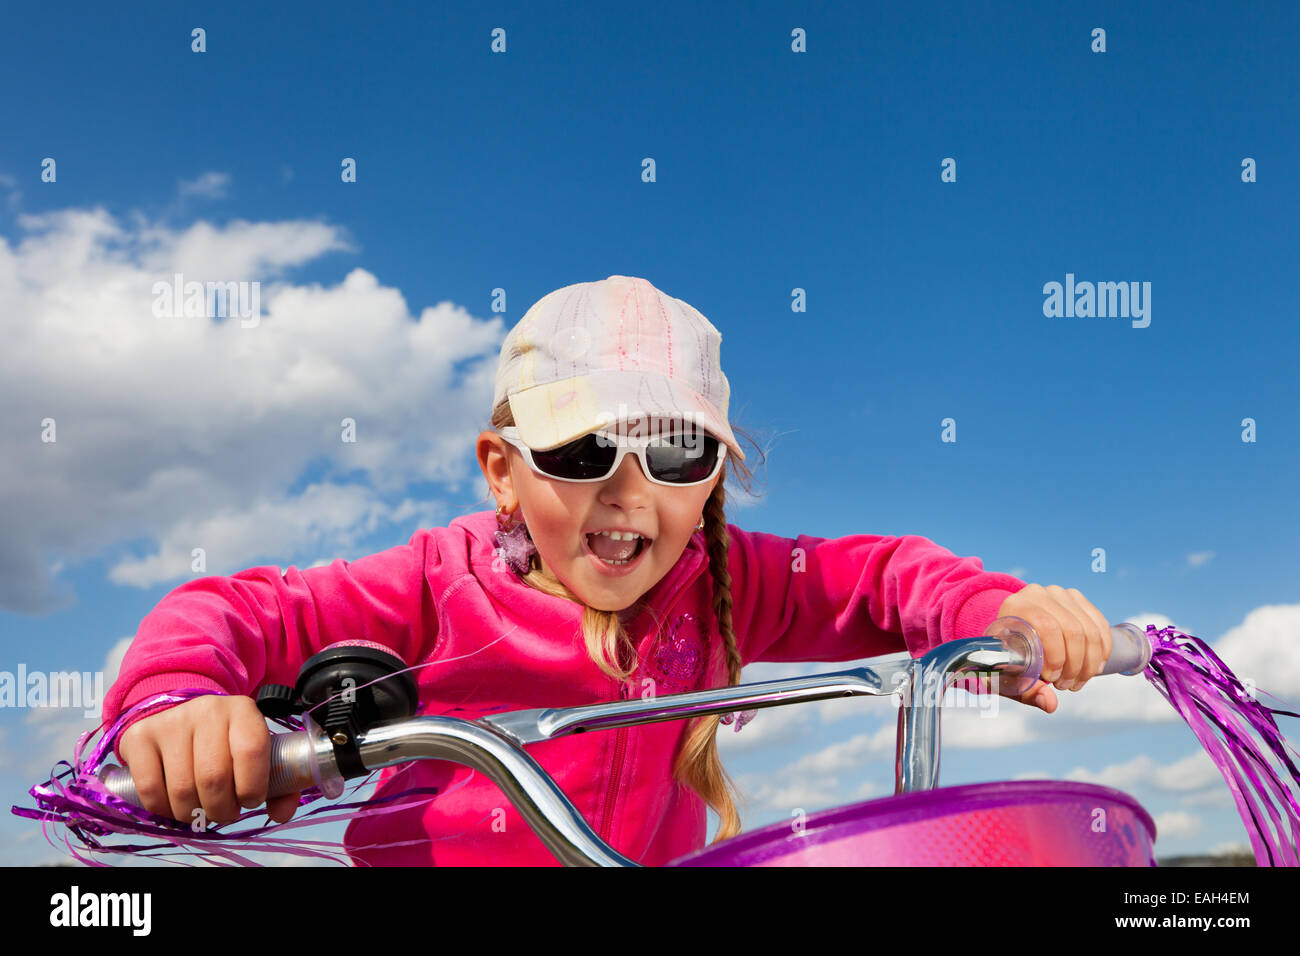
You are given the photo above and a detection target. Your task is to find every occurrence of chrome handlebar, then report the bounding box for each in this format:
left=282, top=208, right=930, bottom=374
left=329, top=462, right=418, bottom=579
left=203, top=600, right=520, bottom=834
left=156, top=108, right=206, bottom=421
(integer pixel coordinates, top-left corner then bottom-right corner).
left=96, top=618, right=1152, bottom=866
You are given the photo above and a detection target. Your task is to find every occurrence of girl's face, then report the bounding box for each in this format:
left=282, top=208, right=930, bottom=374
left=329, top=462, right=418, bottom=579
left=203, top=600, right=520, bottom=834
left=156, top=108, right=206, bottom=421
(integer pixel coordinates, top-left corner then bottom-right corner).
left=477, top=417, right=722, bottom=612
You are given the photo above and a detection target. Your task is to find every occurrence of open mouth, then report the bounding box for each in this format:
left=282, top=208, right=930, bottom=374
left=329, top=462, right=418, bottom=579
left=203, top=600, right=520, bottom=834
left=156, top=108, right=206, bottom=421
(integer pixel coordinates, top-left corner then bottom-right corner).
left=583, top=531, right=651, bottom=568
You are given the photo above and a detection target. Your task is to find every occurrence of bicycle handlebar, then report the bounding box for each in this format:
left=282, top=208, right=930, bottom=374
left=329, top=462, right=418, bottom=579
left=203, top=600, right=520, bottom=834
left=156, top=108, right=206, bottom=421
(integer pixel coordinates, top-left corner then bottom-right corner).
left=95, top=618, right=1152, bottom=864
left=97, top=717, right=345, bottom=811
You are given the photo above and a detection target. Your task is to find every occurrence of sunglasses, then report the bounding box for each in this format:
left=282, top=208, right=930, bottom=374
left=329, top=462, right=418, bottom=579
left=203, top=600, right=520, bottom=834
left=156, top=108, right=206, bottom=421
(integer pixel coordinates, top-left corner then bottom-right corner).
left=497, top=425, right=726, bottom=487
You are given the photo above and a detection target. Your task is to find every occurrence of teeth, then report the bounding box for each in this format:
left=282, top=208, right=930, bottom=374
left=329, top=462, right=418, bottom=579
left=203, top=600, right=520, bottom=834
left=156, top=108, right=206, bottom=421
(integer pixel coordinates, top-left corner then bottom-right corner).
left=586, top=529, right=648, bottom=566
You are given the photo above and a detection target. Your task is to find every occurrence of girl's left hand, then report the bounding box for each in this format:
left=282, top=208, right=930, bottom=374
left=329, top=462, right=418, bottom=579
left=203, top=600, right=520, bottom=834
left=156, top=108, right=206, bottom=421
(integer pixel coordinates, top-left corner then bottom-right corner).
left=995, top=584, right=1113, bottom=714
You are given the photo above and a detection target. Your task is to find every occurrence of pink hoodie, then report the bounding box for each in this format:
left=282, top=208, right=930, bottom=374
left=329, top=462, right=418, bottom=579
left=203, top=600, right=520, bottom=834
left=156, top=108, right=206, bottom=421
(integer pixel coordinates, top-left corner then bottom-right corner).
left=100, top=509, right=1027, bottom=866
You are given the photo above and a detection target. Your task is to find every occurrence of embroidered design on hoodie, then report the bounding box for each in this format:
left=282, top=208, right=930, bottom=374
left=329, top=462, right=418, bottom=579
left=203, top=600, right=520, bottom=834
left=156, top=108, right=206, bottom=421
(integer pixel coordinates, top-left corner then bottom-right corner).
left=650, top=613, right=705, bottom=695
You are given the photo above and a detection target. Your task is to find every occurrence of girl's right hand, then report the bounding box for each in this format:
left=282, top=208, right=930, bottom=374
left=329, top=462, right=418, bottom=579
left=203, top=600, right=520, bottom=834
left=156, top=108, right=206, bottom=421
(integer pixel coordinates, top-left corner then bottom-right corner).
left=117, top=694, right=301, bottom=827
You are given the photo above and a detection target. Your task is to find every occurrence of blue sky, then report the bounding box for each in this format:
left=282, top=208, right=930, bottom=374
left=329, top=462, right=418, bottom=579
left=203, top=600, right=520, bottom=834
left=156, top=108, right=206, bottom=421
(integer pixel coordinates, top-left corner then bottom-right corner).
left=2, top=0, right=1298, bottom=866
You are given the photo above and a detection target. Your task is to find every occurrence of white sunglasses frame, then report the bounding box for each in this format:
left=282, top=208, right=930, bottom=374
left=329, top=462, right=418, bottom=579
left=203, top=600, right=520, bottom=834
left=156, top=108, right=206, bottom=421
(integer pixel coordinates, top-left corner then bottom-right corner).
left=496, top=425, right=727, bottom=487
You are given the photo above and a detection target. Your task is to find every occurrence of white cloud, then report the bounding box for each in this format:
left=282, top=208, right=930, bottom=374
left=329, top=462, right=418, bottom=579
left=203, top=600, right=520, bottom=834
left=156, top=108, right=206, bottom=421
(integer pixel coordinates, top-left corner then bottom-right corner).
left=1065, top=749, right=1228, bottom=797
left=108, top=484, right=440, bottom=587
left=850, top=779, right=883, bottom=801
left=1152, top=809, right=1202, bottom=839
left=733, top=736, right=888, bottom=817
left=1178, top=787, right=1236, bottom=810
left=1051, top=666, right=1175, bottom=724
left=782, top=726, right=897, bottom=776
left=1208, top=604, right=1300, bottom=699
left=714, top=700, right=814, bottom=755
left=177, top=172, right=231, bottom=200
left=1065, top=753, right=1154, bottom=790
left=1185, top=551, right=1215, bottom=568
left=1151, top=750, right=1223, bottom=792
left=20, top=636, right=133, bottom=780
left=738, top=777, right=843, bottom=816
left=156, top=216, right=358, bottom=281
left=941, top=705, right=1038, bottom=748
left=0, top=171, right=20, bottom=210
left=0, top=205, right=509, bottom=610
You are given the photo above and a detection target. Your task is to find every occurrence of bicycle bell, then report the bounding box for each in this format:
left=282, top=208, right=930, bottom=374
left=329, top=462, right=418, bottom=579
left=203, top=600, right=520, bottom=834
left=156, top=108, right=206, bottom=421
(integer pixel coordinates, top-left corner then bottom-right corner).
left=255, top=639, right=419, bottom=778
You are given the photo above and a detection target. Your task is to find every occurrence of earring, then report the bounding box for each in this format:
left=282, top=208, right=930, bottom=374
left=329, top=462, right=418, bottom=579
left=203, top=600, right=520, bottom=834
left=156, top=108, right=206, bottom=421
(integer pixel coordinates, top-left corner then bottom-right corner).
left=695, top=516, right=705, bottom=532
left=494, top=503, right=538, bottom=575
left=720, top=709, right=757, bottom=732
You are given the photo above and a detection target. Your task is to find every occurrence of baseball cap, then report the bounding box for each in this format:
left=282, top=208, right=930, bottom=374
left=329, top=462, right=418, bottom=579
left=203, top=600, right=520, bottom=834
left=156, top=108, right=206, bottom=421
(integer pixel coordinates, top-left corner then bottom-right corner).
left=493, top=275, right=745, bottom=462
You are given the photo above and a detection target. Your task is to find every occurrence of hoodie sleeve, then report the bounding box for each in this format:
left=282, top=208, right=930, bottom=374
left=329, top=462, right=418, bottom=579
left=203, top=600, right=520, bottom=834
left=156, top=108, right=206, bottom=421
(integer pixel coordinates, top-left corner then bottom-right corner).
left=100, top=530, right=440, bottom=760
left=724, top=524, right=1027, bottom=667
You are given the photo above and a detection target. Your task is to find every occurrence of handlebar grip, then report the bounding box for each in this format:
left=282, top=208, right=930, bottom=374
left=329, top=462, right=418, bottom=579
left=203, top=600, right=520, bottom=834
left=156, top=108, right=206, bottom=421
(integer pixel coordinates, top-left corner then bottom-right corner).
left=96, top=729, right=324, bottom=816
left=982, top=616, right=1151, bottom=694
left=1098, top=622, right=1153, bottom=676
left=983, top=616, right=1044, bottom=696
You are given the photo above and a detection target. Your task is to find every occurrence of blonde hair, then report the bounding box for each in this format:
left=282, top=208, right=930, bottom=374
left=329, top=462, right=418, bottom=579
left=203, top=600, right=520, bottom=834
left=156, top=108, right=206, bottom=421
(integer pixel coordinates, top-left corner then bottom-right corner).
left=484, top=400, right=765, bottom=843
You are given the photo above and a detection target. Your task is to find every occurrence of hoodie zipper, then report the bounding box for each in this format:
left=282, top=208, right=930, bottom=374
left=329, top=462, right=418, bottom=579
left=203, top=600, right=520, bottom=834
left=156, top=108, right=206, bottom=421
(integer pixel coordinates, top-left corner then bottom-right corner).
left=599, top=679, right=630, bottom=844
left=594, top=559, right=703, bottom=846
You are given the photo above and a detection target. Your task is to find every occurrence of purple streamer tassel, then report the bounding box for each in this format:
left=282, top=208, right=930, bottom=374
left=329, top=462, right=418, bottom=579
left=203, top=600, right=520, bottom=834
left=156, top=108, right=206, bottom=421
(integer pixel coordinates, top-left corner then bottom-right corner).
left=1142, top=625, right=1300, bottom=866
left=9, top=688, right=463, bottom=867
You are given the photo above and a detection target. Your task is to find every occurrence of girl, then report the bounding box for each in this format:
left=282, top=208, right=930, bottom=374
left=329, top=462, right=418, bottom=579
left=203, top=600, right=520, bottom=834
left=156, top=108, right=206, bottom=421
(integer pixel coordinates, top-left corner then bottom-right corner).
left=104, top=274, right=1114, bottom=866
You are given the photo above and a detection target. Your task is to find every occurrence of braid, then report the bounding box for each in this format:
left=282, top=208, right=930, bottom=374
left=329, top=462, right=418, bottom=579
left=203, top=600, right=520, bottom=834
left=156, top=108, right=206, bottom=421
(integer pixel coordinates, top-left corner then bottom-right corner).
left=702, top=483, right=742, bottom=687
left=670, top=472, right=747, bottom=842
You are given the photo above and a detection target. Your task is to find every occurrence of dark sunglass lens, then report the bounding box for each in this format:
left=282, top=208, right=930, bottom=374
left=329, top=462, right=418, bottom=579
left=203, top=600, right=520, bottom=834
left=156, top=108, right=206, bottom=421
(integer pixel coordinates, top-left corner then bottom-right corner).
left=646, top=434, right=720, bottom=483
left=531, top=433, right=616, bottom=479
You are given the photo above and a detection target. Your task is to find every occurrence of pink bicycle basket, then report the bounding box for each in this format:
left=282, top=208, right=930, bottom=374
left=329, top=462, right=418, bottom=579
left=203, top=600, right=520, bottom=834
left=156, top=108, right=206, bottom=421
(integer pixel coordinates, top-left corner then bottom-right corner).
left=669, top=780, right=1158, bottom=866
